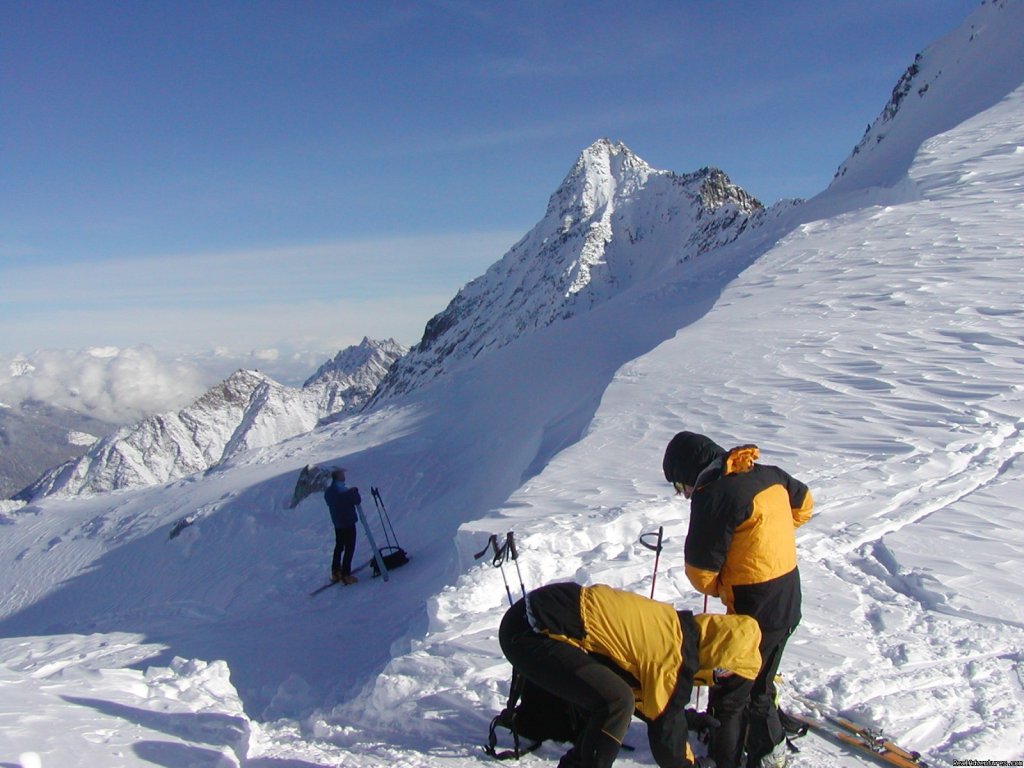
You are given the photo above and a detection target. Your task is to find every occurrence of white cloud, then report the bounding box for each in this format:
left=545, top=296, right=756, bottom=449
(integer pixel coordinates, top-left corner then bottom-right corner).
left=0, top=346, right=211, bottom=424
left=0, top=336, right=404, bottom=424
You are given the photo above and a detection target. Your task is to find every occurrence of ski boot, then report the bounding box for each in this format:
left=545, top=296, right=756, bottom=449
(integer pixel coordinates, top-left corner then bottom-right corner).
left=749, top=741, right=787, bottom=768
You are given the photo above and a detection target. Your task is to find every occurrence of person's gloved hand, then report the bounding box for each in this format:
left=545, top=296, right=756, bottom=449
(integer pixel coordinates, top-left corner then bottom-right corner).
left=685, top=708, right=721, bottom=744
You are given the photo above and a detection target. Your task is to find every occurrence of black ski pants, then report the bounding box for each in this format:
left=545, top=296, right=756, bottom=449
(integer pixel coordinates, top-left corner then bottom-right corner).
left=708, top=624, right=794, bottom=768
left=499, top=599, right=630, bottom=768
left=332, top=525, right=357, bottom=576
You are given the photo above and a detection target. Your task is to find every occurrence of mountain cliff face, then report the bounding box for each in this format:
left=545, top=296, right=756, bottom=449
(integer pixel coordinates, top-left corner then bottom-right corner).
left=370, top=139, right=763, bottom=403
left=19, top=338, right=405, bottom=499
left=830, top=0, right=1024, bottom=193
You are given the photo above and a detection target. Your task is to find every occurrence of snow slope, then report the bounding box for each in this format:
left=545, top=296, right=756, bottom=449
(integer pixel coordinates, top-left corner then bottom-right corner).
left=1, top=2, right=1023, bottom=766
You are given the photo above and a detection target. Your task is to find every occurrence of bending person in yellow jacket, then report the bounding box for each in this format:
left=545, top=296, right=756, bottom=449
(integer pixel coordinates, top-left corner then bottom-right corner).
left=499, top=581, right=762, bottom=768
left=663, top=432, right=813, bottom=768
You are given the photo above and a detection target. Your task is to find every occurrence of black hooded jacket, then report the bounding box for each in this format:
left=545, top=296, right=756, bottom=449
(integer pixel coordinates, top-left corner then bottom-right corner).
left=664, top=432, right=813, bottom=631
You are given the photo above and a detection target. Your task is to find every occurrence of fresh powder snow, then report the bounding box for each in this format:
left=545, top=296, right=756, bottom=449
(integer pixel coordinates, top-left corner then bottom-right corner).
left=2, top=2, right=1023, bottom=766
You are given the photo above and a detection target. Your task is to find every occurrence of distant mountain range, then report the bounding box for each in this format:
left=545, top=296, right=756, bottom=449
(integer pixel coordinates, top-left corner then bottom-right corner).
left=15, top=337, right=405, bottom=500
left=0, top=400, right=114, bottom=500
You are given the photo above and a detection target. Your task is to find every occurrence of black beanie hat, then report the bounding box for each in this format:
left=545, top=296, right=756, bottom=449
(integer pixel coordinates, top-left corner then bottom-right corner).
left=662, top=431, right=726, bottom=487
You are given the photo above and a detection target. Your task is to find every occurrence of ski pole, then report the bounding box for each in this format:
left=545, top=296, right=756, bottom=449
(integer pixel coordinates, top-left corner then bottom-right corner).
left=639, top=526, right=664, bottom=599
left=695, top=593, right=709, bottom=710
left=506, top=531, right=527, bottom=602
left=371, top=486, right=401, bottom=550
left=474, top=534, right=516, bottom=607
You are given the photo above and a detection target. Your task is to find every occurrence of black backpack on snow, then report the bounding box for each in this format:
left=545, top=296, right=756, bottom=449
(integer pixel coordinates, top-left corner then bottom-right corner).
left=368, top=488, right=410, bottom=577
left=485, top=669, right=581, bottom=759
left=478, top=532, right=580, bottom=759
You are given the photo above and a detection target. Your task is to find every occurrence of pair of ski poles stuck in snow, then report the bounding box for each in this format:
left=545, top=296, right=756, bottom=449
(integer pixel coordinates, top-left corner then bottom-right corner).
left=475, top=531, right=528, bottom=608
left=477, top=525, right=685, bottom=605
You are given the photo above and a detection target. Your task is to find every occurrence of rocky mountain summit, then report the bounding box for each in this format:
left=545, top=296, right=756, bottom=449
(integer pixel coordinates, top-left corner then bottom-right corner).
left=371, top=139, right=764, bottom=403
left=303, top=337, right=407, bottom=420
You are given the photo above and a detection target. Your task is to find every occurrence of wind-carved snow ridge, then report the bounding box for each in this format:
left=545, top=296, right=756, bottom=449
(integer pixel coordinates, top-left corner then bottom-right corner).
left=370, top=138, right=763, bottom=404
left=19, top=337, right=405, bottom=500
left=0, top=633, right=252, bottom=768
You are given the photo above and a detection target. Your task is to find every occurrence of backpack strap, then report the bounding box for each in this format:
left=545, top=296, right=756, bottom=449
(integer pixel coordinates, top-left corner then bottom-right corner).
left=484, top=669, right=544, bottom=760
left=484, top=711, right=543, bottom=759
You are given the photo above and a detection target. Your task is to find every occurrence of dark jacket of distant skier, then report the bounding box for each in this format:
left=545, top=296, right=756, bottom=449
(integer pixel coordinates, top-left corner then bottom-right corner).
left=324, top=468, right=361, bottom=583
left=325, top=478, right=360, bottom=528
left=499, top=581, right=762, bottom=768
left=662, top=432, right=813, bottom=768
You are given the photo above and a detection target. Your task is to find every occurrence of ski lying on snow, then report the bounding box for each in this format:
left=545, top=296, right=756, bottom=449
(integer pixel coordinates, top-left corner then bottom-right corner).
left=781, top=685, right=934, bottom=767
left=308, top=556, right=377, bottom=596
left=786, top=710, right=929, bottom=768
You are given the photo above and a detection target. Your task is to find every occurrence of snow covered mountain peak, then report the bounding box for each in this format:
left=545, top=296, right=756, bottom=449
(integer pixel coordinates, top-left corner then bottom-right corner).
left=303, top=336, right=406, bottom=389
left=8, top=356, right=35, bottom=380
left=371, top=141, right=763, bottom=403
left=558, top=138, right=656, bottom=219
left=303, top=337, right=407, bottom=421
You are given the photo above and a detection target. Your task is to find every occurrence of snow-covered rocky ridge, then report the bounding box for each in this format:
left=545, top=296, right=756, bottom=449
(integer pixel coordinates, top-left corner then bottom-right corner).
left=371, top=139, right=764, bottom=403
left=830, top=0, right=1024, bottom=193
left=303, top=337, right=406, bottom=423
left=19, top=337, right=405, bottom=499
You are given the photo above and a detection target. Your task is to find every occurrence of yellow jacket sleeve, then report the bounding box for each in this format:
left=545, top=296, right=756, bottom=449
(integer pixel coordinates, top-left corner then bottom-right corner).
left=792, top=488, right=814, bottom=528
left=685, top=563, right=721, bottom=597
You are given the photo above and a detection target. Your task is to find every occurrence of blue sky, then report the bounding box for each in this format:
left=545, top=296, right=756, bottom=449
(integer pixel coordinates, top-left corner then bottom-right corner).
left=1, top=0, right=980, bottom=365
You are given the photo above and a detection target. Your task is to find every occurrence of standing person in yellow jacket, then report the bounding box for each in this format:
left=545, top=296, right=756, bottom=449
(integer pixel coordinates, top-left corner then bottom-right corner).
left=499, top=581, right=762, bottom=768
left=663, top=432, right=813, bottom=768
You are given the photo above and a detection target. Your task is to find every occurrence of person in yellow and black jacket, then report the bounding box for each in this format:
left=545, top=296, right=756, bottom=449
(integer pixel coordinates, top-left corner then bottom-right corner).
left=499, top=581, right=762, bottom=768
left=663, top=431, right=813, bottom=768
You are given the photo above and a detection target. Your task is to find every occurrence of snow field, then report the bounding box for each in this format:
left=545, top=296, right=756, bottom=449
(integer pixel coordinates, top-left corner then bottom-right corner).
left=2, top=6, right=1024, bottom=764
